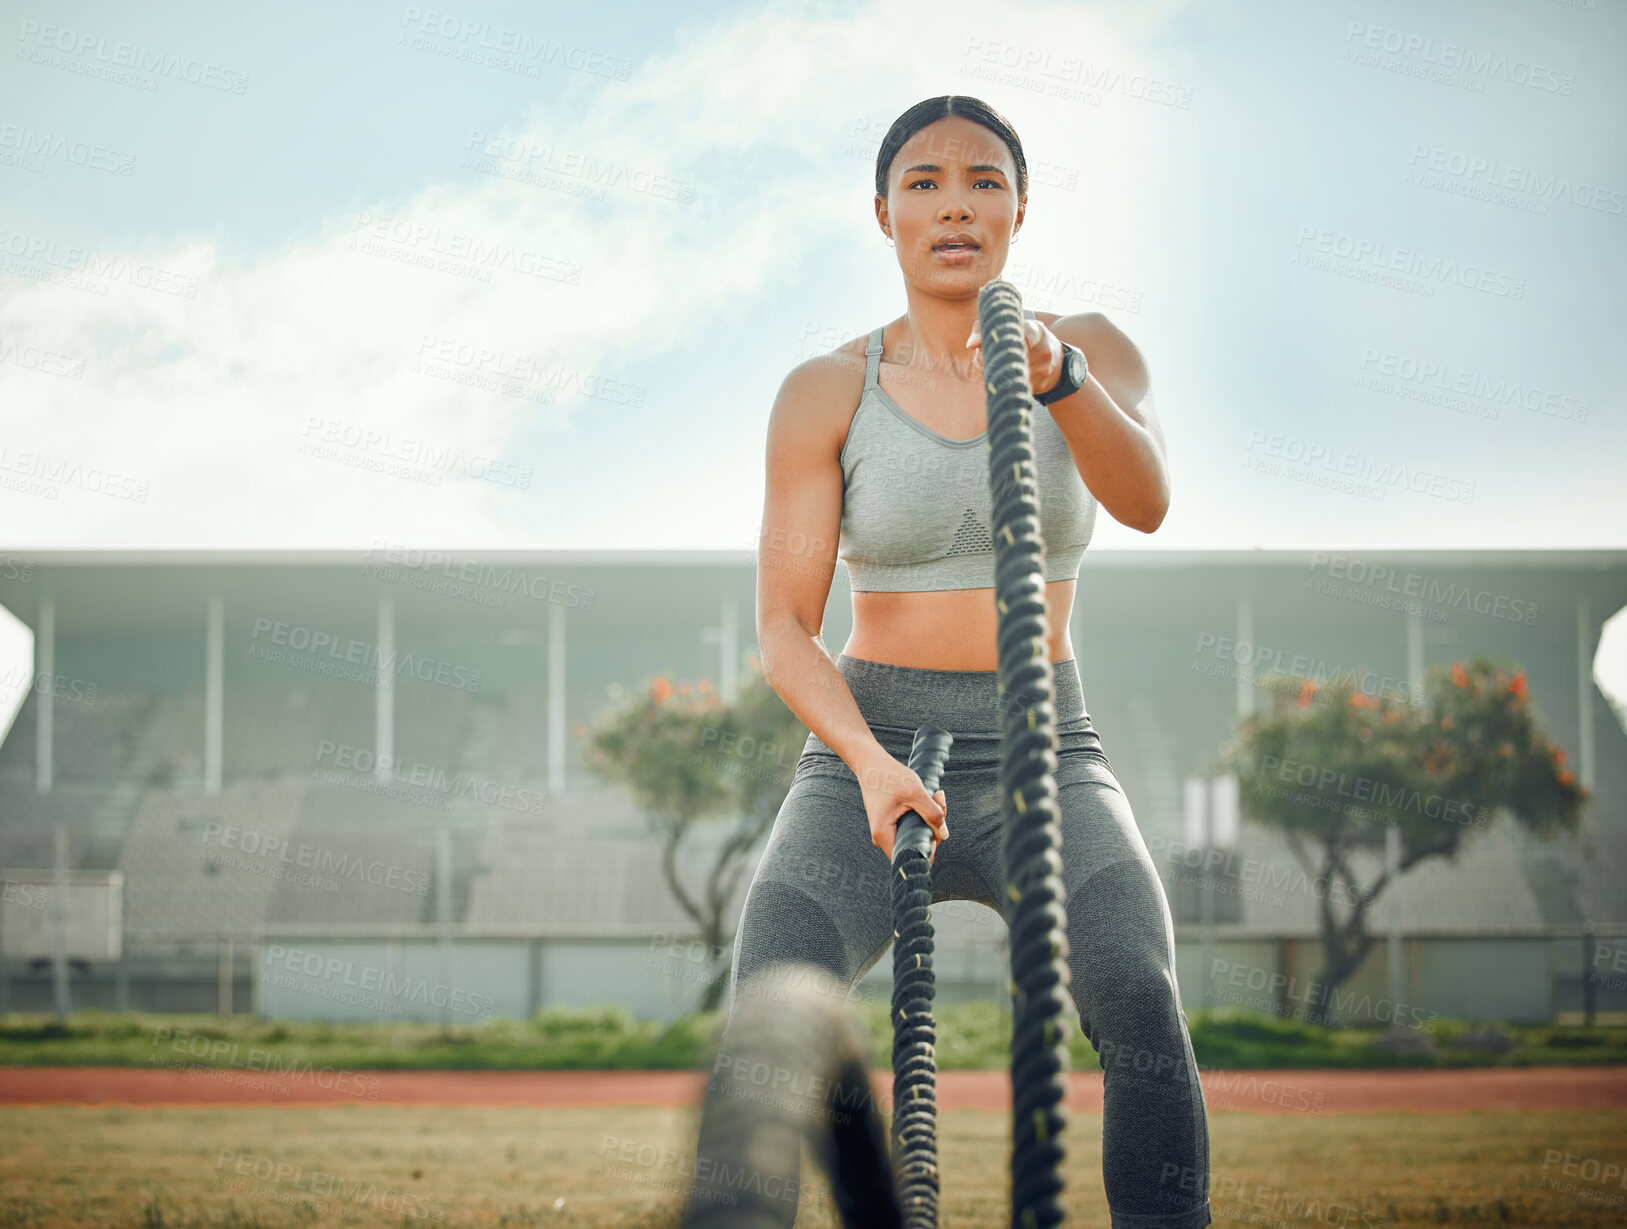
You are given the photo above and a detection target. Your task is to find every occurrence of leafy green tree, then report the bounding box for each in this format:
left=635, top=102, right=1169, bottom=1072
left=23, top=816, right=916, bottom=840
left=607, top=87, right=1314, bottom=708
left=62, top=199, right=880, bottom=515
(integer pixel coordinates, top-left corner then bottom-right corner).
left=1206, top=656, right=1586, bottom=1025
left=581, top=659, right=807, bottom=1011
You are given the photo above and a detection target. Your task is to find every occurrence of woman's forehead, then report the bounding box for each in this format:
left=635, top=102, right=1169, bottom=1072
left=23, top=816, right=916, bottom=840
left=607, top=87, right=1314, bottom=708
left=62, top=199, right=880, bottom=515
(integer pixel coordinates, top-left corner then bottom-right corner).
left=895, top=126, right=1011, bottom=176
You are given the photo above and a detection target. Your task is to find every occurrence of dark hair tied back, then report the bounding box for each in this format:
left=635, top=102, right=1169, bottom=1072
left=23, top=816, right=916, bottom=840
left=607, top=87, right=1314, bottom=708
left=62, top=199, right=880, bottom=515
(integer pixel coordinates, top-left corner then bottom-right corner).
left=874, top=95, right=1028, bottom=200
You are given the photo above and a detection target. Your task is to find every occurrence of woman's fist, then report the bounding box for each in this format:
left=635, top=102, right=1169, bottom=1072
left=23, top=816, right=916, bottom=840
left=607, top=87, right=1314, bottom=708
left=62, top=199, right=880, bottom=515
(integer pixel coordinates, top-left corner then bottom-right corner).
left=965, top=316, right=1063, bottom=400
left=857, top=749, right=948, bottom=865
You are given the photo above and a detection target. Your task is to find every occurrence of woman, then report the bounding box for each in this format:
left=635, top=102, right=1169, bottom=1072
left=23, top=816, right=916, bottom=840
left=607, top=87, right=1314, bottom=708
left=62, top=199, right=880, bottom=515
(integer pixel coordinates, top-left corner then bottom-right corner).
left=727, top=95, right=1210, bottom=1228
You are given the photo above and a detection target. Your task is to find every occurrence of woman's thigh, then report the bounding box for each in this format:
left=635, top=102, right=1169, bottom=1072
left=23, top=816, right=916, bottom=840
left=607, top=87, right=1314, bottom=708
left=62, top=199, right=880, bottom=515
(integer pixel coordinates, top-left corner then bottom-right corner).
left=730, top=750, right=1010, bottom=1006
left=728, top=767, right=894, bottom=1005
left=737, top=741, right=1184, bottom=1039
left=1051, top=751, right=1161, bottom=883
left=977, top=751, right=1162, bottom=901
left=1045, top=751, right=1186, bottom=1043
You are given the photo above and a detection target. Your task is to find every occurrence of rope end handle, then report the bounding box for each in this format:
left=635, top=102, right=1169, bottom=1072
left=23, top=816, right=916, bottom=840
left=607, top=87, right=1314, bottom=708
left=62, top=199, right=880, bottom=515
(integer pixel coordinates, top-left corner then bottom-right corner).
left=893, top=725, right=953, bottom=866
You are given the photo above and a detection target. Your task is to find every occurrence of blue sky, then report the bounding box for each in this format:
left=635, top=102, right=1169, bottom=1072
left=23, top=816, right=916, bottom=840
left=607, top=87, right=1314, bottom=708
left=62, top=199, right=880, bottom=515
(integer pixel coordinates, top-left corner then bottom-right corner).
left=1, top=0, right=1623, bottom=700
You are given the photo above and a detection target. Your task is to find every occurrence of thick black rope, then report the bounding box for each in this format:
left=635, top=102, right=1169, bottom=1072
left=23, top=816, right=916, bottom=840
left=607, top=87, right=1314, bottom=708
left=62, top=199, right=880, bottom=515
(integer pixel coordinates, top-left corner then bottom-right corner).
left=979, top=278, right=1072, bottom=1229
left=889, top=726, right=953, bottom=1228
left=682, top=961, right=902, bottom=1228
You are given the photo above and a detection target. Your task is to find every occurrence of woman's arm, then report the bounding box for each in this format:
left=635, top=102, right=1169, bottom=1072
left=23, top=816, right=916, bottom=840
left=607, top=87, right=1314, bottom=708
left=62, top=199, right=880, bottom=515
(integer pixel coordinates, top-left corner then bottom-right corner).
left=1041, top=312, right=1170, bottom=534
left=756, top=353, right=891, bottom=779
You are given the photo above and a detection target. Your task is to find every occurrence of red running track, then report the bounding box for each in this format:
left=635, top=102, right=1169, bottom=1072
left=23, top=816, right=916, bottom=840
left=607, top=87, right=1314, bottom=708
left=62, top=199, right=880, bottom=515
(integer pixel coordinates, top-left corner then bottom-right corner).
left=2, top=1066, right=1624, bottom=1112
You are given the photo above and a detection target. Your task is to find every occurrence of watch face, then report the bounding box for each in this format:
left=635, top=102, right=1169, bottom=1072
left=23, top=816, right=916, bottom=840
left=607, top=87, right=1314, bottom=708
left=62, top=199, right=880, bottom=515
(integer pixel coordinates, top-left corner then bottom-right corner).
left=1065, top=348, right=1087, bottom=385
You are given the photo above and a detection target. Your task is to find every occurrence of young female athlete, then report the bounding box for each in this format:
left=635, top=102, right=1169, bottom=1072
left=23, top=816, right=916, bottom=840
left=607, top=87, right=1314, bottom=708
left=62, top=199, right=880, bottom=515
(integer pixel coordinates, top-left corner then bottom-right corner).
left=727, top=95, right=1210, bottom=1228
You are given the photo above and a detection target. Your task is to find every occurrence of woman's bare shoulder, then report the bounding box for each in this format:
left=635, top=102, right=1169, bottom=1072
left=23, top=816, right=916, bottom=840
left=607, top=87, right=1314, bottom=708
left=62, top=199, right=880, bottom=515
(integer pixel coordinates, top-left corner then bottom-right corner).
left=768, top=330, right=874, bottom=448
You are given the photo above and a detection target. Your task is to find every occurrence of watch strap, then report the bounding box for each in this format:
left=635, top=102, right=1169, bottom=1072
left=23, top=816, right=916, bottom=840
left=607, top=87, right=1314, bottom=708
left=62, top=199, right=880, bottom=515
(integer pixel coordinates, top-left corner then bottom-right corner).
left=1036, top=341, right=1087, bottom=405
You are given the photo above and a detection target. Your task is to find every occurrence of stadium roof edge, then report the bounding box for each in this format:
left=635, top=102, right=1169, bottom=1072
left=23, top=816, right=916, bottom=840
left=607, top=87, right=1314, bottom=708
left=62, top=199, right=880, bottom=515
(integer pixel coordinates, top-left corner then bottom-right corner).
left=4, top=547, right=1623, bottom=639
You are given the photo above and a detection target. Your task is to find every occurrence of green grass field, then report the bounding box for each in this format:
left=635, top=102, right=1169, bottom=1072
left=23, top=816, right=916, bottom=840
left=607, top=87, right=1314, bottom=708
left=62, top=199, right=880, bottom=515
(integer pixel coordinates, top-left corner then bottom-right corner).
left=0, top=1104, right=1623, bottom=1227
left=5, top=1004, right=1626, bottom=1071
left=5, top=1006, right=1624, bottom=1225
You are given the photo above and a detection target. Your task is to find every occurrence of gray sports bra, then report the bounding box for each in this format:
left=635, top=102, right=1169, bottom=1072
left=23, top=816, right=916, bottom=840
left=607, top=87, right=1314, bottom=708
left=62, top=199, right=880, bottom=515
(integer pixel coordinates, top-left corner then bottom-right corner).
left=837, top=308, right=1098, bottom=592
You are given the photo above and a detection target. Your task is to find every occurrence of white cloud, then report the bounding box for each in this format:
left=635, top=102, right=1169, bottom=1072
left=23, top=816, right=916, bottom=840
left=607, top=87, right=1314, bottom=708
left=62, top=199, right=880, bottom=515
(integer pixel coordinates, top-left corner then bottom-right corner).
left=0, top=0, right=1195, bottom=548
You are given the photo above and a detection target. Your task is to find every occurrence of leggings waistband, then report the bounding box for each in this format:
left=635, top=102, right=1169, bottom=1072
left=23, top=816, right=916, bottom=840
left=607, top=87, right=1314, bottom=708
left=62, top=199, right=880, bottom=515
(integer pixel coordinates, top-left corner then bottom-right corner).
left=834, top=653, right=1087, bottom=734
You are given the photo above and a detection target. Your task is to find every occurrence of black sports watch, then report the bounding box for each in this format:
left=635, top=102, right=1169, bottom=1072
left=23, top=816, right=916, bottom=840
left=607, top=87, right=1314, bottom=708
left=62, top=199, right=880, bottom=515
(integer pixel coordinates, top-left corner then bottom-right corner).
left=1035, top=341, right=1088, bottom=405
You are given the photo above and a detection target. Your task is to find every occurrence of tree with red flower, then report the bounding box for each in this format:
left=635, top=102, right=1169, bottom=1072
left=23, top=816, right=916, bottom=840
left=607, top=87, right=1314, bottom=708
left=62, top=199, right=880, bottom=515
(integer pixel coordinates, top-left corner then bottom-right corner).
left=1211, top=655, right=1586, bottom=1026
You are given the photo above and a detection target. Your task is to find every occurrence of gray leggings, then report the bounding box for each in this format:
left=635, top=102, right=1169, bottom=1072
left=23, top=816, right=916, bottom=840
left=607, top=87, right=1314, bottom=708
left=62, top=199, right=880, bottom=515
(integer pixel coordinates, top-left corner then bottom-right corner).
left=723, top=653, right=1212, bottom=1229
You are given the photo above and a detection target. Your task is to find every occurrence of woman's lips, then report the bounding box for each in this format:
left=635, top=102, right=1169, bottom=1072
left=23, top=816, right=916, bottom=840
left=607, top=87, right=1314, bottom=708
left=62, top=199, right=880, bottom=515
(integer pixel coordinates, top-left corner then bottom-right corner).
left=932, top=244, right=979, bottom=263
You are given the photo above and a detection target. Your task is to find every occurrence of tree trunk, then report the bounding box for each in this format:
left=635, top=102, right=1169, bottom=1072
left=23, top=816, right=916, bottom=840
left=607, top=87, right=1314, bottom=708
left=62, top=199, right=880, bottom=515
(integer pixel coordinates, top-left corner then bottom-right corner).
left=700, top=960, right=731, bottom=1013
left=1303, top=844, right=1371, bottom=1026
left=1308, top=928, right=1376, bottom=1026
left=694, top=813, right=775, bottom=1012
left=658, top=808, right=776, bottom=1015
left=1303, top=838, right=1439, bottom=1027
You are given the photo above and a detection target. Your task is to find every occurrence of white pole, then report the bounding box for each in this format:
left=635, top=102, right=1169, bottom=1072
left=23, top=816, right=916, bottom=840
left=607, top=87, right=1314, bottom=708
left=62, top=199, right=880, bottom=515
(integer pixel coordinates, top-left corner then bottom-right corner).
left=376, top=593, right=394, bottom=781
left=1578, top=596, right=1595, bottom=791
left=1386, top=823, right=1402, bottom=1025
left=701, top=593, right=741, bottom=701
left=218, top=934, right=234, bottom=1018
left=52, top=823, right=70, bottom=1019
left=1391, top=609, right=1425, bottom=1025
left=205, top=593, right=224, bottom=795
left=1406, top=609, right=1424, bottom=704
left=437, top=826, right=452, bottom=1031
left=1235, top=595, right=1255, bottom=718
left=1185, top=777, right=1213, bottom=1008
left=35, top=590, right=53, bottom=793
left=548, top=602, right=566, bottom=797
left=721, top=595, right=739, bottom=703
left=250, top=939, right=263, bottom=1017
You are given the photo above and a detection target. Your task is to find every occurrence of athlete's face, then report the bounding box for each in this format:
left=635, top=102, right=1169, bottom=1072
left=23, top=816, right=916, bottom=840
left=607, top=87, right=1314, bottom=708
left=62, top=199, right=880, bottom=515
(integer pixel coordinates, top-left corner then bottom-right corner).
left=877, top=116, right=1024, bottom=291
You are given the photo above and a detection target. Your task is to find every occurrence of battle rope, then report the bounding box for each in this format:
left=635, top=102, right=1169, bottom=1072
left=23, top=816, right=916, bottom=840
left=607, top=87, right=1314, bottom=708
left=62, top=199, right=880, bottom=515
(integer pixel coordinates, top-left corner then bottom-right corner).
left=979, top=278, right=1072, bottom=1229
left=889, top=726, right=954, bottom=1228
left=682, top=960, right=903, bottom=1228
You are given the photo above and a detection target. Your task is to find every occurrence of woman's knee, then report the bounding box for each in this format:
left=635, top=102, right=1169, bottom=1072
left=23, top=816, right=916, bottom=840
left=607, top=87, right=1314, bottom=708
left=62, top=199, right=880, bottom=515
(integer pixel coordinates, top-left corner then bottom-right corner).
left=1066, top=854, right=1178, bottom=978
left=732, top=878, right=855, bottom=988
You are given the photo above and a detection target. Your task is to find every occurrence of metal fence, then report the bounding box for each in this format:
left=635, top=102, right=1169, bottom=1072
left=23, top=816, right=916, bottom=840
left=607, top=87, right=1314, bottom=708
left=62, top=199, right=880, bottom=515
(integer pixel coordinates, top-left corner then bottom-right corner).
left=6, top=922, right=1625, bottom=1029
